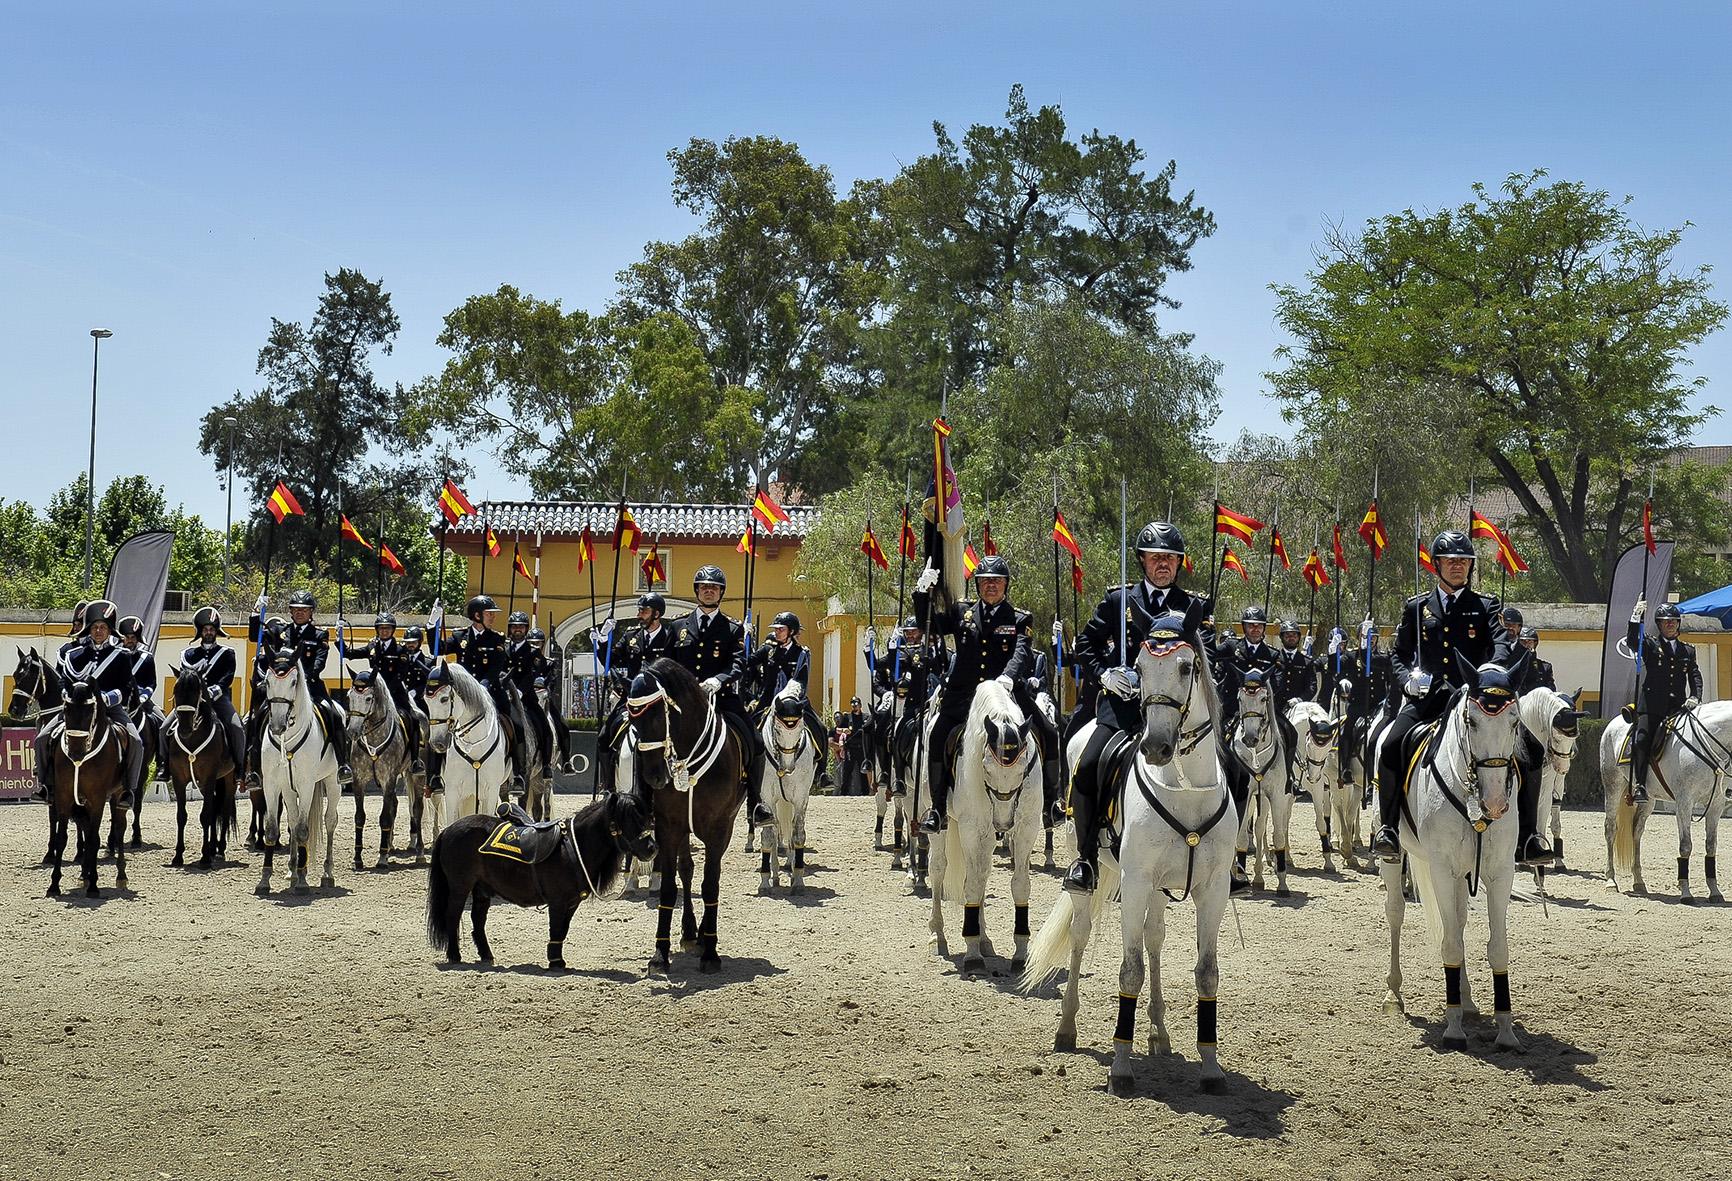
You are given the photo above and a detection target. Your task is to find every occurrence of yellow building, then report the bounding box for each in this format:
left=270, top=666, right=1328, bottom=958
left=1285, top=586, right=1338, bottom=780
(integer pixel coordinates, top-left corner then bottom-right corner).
left=446, top=500, right=889, bottom=720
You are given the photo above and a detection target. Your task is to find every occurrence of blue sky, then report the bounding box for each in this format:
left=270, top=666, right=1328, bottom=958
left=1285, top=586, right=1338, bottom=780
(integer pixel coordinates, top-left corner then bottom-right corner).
left=4, top=0, right=1729, bottom=528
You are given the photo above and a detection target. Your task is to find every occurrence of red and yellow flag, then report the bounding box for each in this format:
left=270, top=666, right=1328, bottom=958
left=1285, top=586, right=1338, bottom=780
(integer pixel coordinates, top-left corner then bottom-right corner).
left=1417, top=540, right=1436, bottom=577
left=736, top=529, right=755, bottom=556
left=513, top=548, right=533, bottom=581
left=1331, top=524, right=1350, bottom=573
left=613, top=505, right=641, bottom=553
left=1221, top=546, right=1249, bottom=583
left=1468, top=510, right=1502, bottom=544
left=1271, top=527, right=1291, bottom=571
left=1051, top=508, right=1082, bottom=560
left=1493, top=533, right=1528, bottom=577
left=899, top=505, right=919, bottom=561
left=860, top=526, right=890, bottom=571
left=437, top=479, right=475, bottom=524
left=575, top=525, right=595, bottom=573
left=639, top=544, right=665, bottom=585
left=1182, top=552, right=1193, bottom=574
left=379, top=544, right=405, bottom=577
left=339, top=515, right=372, bottom=550
left=982, top=519, right=998, bottom=557
left=1302, top=550, right=1331, bottom=589
left=1214, top=503, right=1264, bottom=545
left=265, top=481, right=304, bottom=523
left=1643, top=499, right=1657, bottom=555
left=751, top=488, right=790, bottom=533
left=962, top=543, right=980, bottom=578
left=1071, top=555, right=1084, bottom=595
left=484, top=526, right=501, bottom=558
left=1359, top=500, right=1388, bottom=560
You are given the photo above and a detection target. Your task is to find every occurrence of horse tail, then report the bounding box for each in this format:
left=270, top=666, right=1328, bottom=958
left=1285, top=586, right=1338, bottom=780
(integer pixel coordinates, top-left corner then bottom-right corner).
left=1019, top=856, right=1115, bottom=992
left=306, top=781, right=328, bottom=878
left=941, top=819, right=965, bottom=901
left=1612, top=791, right=1638, bottom=884
left=425, top=830, right=450, bottom=949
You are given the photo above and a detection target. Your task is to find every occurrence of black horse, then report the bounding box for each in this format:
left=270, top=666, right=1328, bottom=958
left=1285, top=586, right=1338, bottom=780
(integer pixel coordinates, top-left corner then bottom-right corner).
left=162, top=665, right=240, bottom=868
left=425, top=792, right=656, bottom=969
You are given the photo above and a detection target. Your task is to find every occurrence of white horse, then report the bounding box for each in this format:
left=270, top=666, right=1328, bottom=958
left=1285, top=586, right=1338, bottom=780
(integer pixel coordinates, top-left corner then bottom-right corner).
left=424, top=661, right=510, bottom=824
left=1230, top=671, right=1293, bottom=895
left=1290, top=699, right=1355, bottom=871
left=256, top=654, right=342, bottom=896
left=1024, top=619, right=1234, bottom=1095
left=344, top=667, right=412, bottom=870
left=757, top=685, right=819, bottom=893
left=930, top=681, right=1043, bottom=973
left=1600, top=702, right=1731, bottom=900
left=1380, top=667, right=1525, bottom=1050
left=1517, top=687, right=1583, bottom=871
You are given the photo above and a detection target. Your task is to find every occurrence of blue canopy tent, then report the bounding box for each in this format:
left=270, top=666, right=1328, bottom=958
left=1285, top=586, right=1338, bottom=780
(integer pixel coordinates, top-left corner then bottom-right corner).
left=1676, top=584, right=1732, bottom=629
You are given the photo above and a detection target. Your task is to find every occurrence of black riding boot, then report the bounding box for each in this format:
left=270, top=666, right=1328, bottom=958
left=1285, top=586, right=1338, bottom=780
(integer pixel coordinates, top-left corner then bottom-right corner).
left=1515, top=761, right=1552, bottom=867
left=922, top=744, right=949, bottom=833
left=746, top=725, right=773, bottom=827
left=244, top=708, right=265, bottom=790
left=1375, top=745, right=1404, bottom=859
left=323, top=702, right=354, bottom=785
left=1065, top=786, right=1098, bottom=892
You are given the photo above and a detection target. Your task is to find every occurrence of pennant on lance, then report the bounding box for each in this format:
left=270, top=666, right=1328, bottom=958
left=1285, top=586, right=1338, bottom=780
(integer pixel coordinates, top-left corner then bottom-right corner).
left=266, top=481, right=304, bottom=523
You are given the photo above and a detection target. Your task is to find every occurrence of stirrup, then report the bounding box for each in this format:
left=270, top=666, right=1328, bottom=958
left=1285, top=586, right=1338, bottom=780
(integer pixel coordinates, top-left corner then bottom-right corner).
left=750, top=803, right=774, bottom=827
left=1374, top=825, right=1401, bottom=861
left=920, top=808, right=944, bottom=833
left=1063, top=858, right=1097, bottom=893
left=1517, top=834, right=1552, bottom=868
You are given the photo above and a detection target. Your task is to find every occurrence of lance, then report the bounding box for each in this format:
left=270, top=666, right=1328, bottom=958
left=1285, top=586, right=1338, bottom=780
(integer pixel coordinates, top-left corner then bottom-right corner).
left=478, top=505, right=491, bottom=603
left=1207, top=486, right=1223, bottom=609
left=335, top=479, right=346, bottom=695
left=1119, top=477, right=1129, bottom=671
left=865, top=510, right=876, bottom=678
left=1631, top=470, right=1656, bottom=795
left=1332, top=493, right=1342, bottom=635
left=1499, top=512, right=1509, bottom=602
left=894, top=471, right=910, bottom=684
left=598, top=476, right=628, bottom=796
left=1365, top=465, right=1379, bottom=627
left=508, top=527, right=521, bottom=616
left=1261, top=499, right=1281, bottom=622
left=376, top=503, right=387, bottom=614
left=585, top=506, right=602, bottom=796
left=1306, top=523, right=1319, bottom=647
left=532, top=519, right=542, bottom=624
left=432, top=463, right=450, bottom=656
left=1049, top=473, right=1063, bottom=701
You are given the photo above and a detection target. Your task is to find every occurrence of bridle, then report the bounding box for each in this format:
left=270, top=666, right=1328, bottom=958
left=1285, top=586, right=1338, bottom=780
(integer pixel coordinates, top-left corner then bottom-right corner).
left=349, top=681, right=402, bottom=760
left=979, top=713, right=1035, bottom=835
left=1136, top=636, right=1216, bottom=773
left=1425, top=692, right=1519, bottom=896
left=627, top=675, right=725, bottom=796
left=169, top=675, right=221, bottom=788
left=1128, top=633, right=1230, bottom=902
left=9, top=659, right=61, bottom=724
left=425, top=678, right=502, bottom=813
left=57, top=688, right=120, bottom=808
left=1233, top=684, right=1279, bottom=788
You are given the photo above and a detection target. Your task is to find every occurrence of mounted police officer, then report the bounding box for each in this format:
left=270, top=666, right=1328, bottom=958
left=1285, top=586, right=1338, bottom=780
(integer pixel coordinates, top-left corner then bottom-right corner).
left=864, top=615, right=949, bottom=709
left=399, top=624, right=437, bottom=788
left=1515, top=626, right=1556, bottom=694
left=506, top=610, right=555, bottom=785
left=592, top=591, right=677, bottom=793
left=914, top=552, right=1060, bottom=834
left=178, top=605, right=249, bottom=785
left=282, top=589, right=353, bottom=785
left=116, top=615, right=163, bottom=777
left=1626, top=600, right=1701, bottom=805
left=242, top=612, right=290, bottom=789
left=55, top=600, right=90, bottom=680
left=1065, top=520, right=1203, bottom=892
left=1231, top=605, right=1301, bottom=784
left=745, top=610, right=832, bottom=785
left=1376, top=531, right=1536, bottom=861
left=666, top=565, right=774, bottom=828
left=33, top=600, right=146, bottom=802
left=363, top=612, right=424, bottom=774
left=448, top=594, right=521, bottom=787
left=1274, top=620, right=1318, bottom=708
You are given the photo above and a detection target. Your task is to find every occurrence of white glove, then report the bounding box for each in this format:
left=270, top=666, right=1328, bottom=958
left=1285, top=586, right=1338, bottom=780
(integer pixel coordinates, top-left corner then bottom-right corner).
left=429, top=600, right=444, bottom=631
left=914, top=562, right=939, bottom=593
left=1631, top=598, right=1647, bottom=624
left=700, top=677, right=723, bottom=695
left=599, top=617, right=615, bottom=637
left=864, top=626, right=877, bottom=650
left=254, top=592, right=268, bottom=615
left=1328, top=632, right=1342, bottom=656
left=1052, top=622, right=1064, bottom=649
left=1360, top=619, right=1375, bottom=640
left=206, top=684, right=222, bottom=701
left=102, top=689, right=122, bottom=708
left=588, top=628, right=608, bottom=649
left=994, top=675, right=1015, bottom=691
left=1685, top=697, right=1700, bottom=711
left=1301, top=637, right=1315, bottom=656
left=1102, top=666, right=1139, bottom=699
left=1404, top=670, right=1433, bottom=698
left=886, top=633, right=900, bottom=651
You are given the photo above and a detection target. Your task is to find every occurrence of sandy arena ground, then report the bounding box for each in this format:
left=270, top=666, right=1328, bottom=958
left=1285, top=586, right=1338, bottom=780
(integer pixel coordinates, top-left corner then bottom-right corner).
left=2, top=790, right=1730, bottom=1181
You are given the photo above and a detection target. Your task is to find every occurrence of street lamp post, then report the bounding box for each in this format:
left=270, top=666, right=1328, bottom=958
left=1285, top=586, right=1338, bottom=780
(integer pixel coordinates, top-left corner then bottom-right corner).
left=222, top=415, right=238, bottom=595
left=84, top=328, right=113, bottom=592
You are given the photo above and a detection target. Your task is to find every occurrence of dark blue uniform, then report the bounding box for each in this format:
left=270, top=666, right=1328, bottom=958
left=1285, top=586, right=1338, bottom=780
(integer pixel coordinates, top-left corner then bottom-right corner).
left=1628, top=618, right=1702, bottom=790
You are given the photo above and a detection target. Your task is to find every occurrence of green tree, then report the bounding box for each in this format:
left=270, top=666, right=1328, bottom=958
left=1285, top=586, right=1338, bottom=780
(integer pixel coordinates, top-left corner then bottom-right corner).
left=613, top=135, right=882, bottom=491
left=1271, top=172, right=1727, bottom=600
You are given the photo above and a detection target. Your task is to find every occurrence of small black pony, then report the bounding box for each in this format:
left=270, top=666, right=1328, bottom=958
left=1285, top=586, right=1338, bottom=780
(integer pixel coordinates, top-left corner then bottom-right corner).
left=425, top=791, right=656, bottom=969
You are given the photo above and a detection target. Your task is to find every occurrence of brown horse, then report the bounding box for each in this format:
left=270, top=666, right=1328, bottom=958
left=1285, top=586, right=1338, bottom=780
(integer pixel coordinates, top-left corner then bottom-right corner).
left=162, top=665, right=239, bottom=868
left=47, top=681, right=133, bottom=898
left=424, top=793, right=657, bottom=968
left=626, top=659, right=747, bottom=974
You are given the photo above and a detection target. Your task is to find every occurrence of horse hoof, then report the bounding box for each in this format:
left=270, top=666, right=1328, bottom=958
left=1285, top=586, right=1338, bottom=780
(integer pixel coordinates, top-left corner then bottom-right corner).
left=292, top=883, right=310, bottom=896
left=548, top=959, right=566, bottom=972
left=171, top=855, right=184, bottom=867
left=1054, top=1030, right=1076, bottom=1052
left=1382, top=997, right=1404, bottom=1017
left=680, top=938, right=699, bottom=953
left=320, top=876, right=335, bottom=889
left=46, top=885, right=60, bottom=898
left=1198, top=1074, right=1227, bottom=1095
left=1108, top=1074, right=1134, bottom=1097
left=961, top=956, right=986, bottom=975
left=1276, top=887, right=1291, bottom=899
left=1010, top=956, right=1026, bottom=973
left=700, top=954, right=721, bottom=974
left=86, top=887, right=100, bottom=899
left=1440, top=1034, right=1469, bottom=1052
left=255, top=883, right=270, bottom=896
left=649, top=955, right=670, bottom=974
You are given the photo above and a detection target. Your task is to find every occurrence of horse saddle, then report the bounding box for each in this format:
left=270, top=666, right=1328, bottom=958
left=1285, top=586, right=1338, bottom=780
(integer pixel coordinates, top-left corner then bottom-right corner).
left=1395, top=718, right=1444, bottom=797
left=1095, top=730, right=1136, bottom=860
left=1616, top=709, right=1686, bottom=765
left=481, top=802, right=565, bottom=864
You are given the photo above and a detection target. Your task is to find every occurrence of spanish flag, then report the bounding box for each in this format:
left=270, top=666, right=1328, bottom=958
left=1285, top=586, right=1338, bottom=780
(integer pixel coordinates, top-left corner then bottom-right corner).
left=899, top=505, right=919, bottom=561
left=736, top=529, right=755, bottom=556
left=379, top=544, right=405, bottom=577
left=484, top=526, right=501, bottom=558
left=339, top=514, right=372, bottom=550
left=982, top=518, right=998, bottom=557
left=1271, top=527, right=1291, bottom=571
left=437, top=479, right=475, bottom=524
left=1417, top=540, right=1436, bottom=577
left=860, top=526, right=890, bottom=571
left=513, top=548, right=533, bottom=581
left=962, top=543, right=980, bottom=578
left=1331, top=524, right=1350, bottom=573
left=1493, top=533, right=1529, bottom=577
left=1643, top=499, right=1657, bottom=555
left=266, top=481, right=304, bottom=523
left=1221, top=546, right=1249, bottom=583
left=1468, top=510, right=1502, bottom=545
left=1071, top=555, right=1084, bottom=595
left=1358, top=500, right=1388, bottom=560
left=613, top=505, right=641, bottom=553
left=575, top=525, right=595, bottom=573
left=751, top=488, right=790, bottom=533
left=1302, top=550, right=1330, bottom=589
left=1051, top=508, right=1082, bottom=560
left=1214, top=503, right=1264, bottom=545
left=639, top=544, right=665, bottom=585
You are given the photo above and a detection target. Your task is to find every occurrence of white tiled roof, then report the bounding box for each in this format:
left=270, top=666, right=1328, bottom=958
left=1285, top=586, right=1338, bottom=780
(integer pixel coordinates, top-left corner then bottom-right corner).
left=446, top=500, right=818, bottom=543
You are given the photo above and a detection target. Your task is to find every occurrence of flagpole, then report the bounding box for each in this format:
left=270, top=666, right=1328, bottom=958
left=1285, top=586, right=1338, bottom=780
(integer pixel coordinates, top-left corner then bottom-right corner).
left=1366, top=467, right=1379, bottom=624
left=1119, top=477, right=1129, bottom=670
left=1332, top=495, right=1342, bottom=634
left=479, top=508, right=490, bottom=602
left=335, top=480, right=346, bottom=695
left=508, top=528, right=521, bottom=616
left=586, top=509, right=601, bottom=796
left=433, top=466, right=449, bottom=656
left=1631, top=470, right=1656, bottom=797
left=376, top=504, right=386, bottom=613
left=1261, top=501, right=1280, bottom=621
left=532, top=520, right=542, bottom=623
left=895, top=473, right=910, bottom=684
left=1050, top=474, right=1063, bottom=706
left=1499, top=514, right=1509, bottom=602
left=1207, top=493, right=1223, bottom=608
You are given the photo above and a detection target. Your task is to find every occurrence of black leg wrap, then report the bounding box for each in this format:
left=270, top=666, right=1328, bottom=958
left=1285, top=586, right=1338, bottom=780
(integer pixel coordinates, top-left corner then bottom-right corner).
left=1198, top=997, right=1218, bottom=1047
left=1492, top=971, right=1511, bottom=1015
left=547, top=940, right=563, bottom=965
left=793, top=846, right=806, bottom=869
left=1444, top=964, right=1463, bottom=1008
left=1678, top=856, right=1690, bottom=883
left=1274, top=849, right=1287, bottom=874
left=758, top=851, right=770, bottom=873
left=1554, top=835, right=1565, bottom=859
left=961, top=904, right=981, bottom=939
left=1113, top=994, right=1137, bottom=1044
left=1014, top=903, right=1029, bottom=938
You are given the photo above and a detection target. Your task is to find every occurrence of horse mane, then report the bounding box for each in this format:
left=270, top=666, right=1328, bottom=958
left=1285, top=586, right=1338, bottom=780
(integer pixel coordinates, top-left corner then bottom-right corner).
left=961, top=680, right=1025, bottom=769
left=1192, top=636, right=1223, bottom=728
left=442, top=659, right=494, bottom=717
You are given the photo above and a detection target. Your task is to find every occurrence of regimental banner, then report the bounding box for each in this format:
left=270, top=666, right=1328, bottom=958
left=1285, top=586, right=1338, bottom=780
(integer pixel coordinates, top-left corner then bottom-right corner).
left=0, top=727, right=37, bottom=801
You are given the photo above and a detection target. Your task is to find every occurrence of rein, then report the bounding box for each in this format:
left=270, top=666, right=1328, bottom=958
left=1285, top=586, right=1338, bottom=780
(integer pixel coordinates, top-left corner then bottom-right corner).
left=1128, top=635, right=1230, bottom=901
left=1424, top=698, right=1517, bottom=897
left=58, top=706, right=117, bottom=808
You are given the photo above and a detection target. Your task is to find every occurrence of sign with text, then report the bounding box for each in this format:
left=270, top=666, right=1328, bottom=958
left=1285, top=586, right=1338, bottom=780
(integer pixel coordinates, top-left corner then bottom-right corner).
left=1, top=726, right=37, bottom=800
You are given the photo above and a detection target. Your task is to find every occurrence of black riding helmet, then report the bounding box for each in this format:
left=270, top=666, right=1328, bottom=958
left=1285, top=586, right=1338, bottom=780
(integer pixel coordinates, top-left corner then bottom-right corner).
left=637, top=592, right=666, bottom=617
left=507, top=610, right=531, bottom=628
left=375, top=611, right=397, bottom=630
left=466, top=594, right=497, bottom=622
left=1242, top=605, right=1267, bottom=625
left=771, top=610, right=800, bottom=636
left=1135, top=521, right=1186, bottom=556
left=1656, top=603, right=1683, bottom=622
left=975, top=554, right=1010, bottom=581
left=1432, top=530, right=1474, bottom=561
left=693, top=565, right=726, bottom=592
left=1501, top=605, right=1523, bottom=627
left=402, top=624, right=424, bottom=646
left=288, top=589, right=316, bottom=610
left=1278, top=619, right=1300, bottom=636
